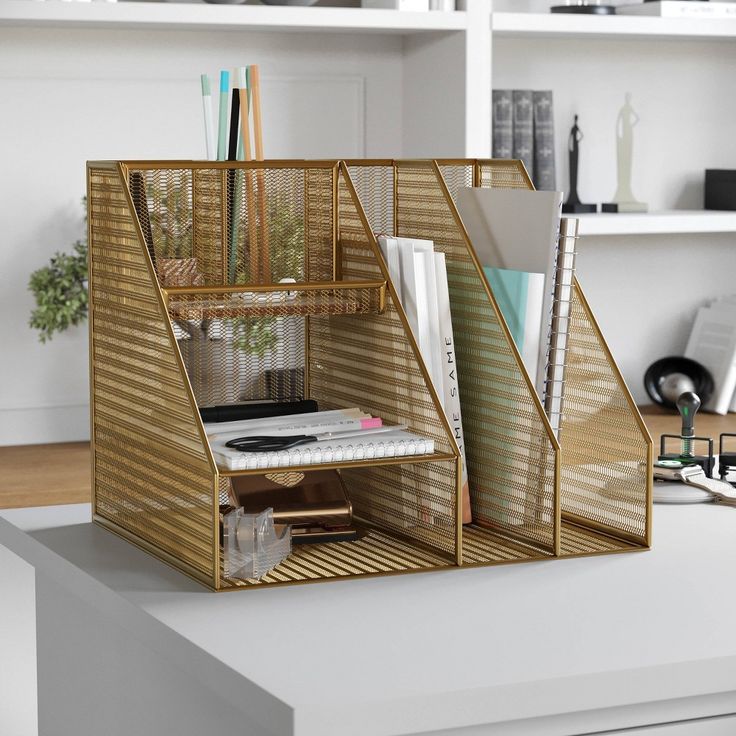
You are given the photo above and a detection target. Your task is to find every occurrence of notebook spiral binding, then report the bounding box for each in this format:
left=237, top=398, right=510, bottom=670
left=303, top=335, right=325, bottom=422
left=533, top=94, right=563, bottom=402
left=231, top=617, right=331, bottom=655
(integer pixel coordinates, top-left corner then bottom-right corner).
left=544, top=217, right=579, bottom=439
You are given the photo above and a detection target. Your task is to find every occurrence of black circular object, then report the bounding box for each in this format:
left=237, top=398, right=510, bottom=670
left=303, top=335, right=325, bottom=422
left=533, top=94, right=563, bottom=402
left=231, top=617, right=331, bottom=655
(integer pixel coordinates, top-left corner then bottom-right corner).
left=644, top=357, right=714, bottom=410
left=550, top=5, right=616, bottom=14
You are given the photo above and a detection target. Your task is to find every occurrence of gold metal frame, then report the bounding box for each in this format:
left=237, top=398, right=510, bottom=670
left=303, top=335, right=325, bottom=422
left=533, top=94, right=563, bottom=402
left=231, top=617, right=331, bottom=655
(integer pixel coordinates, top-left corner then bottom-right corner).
left=87, top=158, right=651, bottom=591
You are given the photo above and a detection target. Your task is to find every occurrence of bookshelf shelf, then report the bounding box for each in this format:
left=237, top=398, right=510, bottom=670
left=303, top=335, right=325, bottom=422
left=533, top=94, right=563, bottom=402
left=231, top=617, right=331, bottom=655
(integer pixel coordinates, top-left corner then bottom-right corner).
left=576, top=211, right=736, bottom=237
left=492, top=11, right=736, bottom=41
left=0, top=0, right=466, bottom=34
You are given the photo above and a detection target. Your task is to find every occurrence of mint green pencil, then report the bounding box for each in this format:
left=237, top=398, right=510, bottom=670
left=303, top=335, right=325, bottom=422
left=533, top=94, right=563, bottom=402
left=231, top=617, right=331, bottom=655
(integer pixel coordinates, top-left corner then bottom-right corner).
left=217, top=70, right=230, bottom=161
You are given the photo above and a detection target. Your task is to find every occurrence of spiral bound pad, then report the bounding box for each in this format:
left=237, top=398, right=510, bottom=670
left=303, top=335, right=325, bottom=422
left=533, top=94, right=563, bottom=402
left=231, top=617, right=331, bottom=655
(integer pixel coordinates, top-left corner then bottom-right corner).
left=213, top=430, right=435, bottom=471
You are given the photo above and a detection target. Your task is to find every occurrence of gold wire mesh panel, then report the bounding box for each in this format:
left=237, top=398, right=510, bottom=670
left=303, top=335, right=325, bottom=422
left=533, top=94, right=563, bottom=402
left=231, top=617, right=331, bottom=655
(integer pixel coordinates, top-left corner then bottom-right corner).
left=392, top=160, right=559, bottom=555
left=88, top=163, right=219, bottom=589
left=478, top=159, right=534, bottom=190
left=437, top=161, right=475, bottom=205
left=346, top=161, right=395, bottom=236
left=558, top=280, right=651, bottom=548
left=220, top=527, right=455, bottom=589
left=307, top=165, right=460, bottom=561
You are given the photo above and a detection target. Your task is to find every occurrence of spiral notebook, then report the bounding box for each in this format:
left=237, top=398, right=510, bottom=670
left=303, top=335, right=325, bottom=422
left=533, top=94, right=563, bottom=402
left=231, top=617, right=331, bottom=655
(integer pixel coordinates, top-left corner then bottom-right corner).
left=212, top=430, right=435, bottom=471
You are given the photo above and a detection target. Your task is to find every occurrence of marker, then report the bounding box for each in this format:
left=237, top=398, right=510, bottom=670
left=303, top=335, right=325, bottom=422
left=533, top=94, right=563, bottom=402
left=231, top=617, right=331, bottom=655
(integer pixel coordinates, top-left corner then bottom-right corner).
left=200, top=74, right=215, bottom=161
left=237, top=66, right=248, bottom=161
left=217, top=70, right=230, bottom=161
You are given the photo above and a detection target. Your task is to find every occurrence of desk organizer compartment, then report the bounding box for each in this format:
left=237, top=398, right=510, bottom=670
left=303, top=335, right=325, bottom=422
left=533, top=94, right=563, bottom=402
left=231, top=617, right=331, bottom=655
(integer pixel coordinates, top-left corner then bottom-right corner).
left=348, top=158, right=652, bottom=560
left=88, top=160, right=461, bottom=590
left=87, top=158, right=651, bottom=591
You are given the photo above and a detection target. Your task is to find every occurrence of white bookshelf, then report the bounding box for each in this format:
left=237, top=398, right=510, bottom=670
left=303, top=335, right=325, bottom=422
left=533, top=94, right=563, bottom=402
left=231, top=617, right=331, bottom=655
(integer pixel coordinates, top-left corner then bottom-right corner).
left=577, top=211, right=736, bottom=236
left=0, top=0, right=466, bottom=33
left=1, top=0, right=734, bottom=438
left=492, top=11, right=736, bottom=41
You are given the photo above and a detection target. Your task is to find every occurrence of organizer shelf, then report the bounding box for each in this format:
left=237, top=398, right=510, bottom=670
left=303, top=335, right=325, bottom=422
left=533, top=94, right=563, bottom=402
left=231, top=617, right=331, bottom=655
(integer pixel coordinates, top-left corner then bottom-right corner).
left=87, top=158, right=651, bottom=591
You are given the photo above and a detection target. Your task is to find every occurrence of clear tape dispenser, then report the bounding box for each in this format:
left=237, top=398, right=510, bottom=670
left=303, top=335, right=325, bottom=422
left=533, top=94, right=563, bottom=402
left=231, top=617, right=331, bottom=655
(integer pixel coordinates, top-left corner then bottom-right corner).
left=222, top=507, right=291, bottom=580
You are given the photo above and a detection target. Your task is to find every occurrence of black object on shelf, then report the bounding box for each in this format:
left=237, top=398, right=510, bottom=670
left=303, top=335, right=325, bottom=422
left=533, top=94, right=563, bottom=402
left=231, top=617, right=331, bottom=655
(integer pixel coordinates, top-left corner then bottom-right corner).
left=643, top=356, right=714, bottom=411
left=562, top=115, right=597, bottom=214
left=200, top=399, right=318, bottom=423
left=705, top=170, right=736, bottom=211
left=551, top=4, right=616, bottom=14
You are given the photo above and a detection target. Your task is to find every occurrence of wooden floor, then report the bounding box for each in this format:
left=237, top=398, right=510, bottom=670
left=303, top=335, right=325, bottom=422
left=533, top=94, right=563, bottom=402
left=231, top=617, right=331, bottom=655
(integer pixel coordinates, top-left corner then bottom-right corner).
left=1, top=407, right=735, bottom=509
left=0, top=442, right=90, bottom=509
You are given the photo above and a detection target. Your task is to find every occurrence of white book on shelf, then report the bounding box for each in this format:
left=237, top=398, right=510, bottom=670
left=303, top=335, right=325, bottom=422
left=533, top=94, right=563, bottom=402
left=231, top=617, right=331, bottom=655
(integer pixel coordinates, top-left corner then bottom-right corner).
left=377, top=235, right=402, bottom=304
left=396, top=238, right=439, bottom=388
left=684, top=303, right=736, bottom=415
left=391, top=236, right=473, bottom=523
left=414, top=241, right=444, bottom=392
left=434, top=251, right=472, bottom=523
left=617, top=1, right=736, bottom=17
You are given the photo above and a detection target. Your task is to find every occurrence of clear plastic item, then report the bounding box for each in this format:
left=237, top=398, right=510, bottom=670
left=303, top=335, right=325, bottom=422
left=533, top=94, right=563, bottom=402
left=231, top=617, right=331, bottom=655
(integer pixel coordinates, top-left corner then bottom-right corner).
left=222, top=507, right=291, bottom=580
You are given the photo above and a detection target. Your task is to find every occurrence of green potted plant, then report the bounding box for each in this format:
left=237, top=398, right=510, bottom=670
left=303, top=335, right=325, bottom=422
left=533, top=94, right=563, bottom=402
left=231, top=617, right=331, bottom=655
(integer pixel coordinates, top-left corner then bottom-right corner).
left=28, top=200, right=88, bottom=343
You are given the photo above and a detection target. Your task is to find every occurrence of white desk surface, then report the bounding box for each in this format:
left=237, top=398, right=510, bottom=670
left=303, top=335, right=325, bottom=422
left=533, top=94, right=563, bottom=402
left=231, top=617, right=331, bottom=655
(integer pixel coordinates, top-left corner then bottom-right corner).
left=2, top=503, right=736, bottom=736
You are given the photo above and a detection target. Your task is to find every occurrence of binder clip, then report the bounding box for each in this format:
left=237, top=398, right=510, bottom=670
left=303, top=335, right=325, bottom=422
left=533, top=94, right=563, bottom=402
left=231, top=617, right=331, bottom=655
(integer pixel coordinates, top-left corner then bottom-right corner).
left=718, top=434, right=736, bottom=487
left=657, top=392, right=714, bottom=478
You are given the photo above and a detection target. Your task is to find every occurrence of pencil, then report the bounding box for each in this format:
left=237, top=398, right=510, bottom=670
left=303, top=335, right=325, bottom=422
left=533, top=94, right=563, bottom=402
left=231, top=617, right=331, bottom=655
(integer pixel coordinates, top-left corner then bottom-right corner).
left=249, top=64, right=270, bottom=281
left=200, top=74, right=216, bottom=161
left=217, top=70, right=230, bottom=161
left=239, top=67, right=259, bottom=282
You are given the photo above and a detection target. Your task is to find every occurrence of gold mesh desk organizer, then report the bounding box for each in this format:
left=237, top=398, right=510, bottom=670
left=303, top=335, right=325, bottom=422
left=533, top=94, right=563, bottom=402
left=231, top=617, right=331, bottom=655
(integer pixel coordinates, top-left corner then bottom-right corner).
left=87, top=159, right=651, bottom=591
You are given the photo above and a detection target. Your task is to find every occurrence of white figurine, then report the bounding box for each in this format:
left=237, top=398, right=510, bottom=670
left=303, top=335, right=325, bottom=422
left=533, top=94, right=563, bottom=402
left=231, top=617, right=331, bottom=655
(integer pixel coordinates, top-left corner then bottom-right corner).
left=604, top=93, right=648, bottom=213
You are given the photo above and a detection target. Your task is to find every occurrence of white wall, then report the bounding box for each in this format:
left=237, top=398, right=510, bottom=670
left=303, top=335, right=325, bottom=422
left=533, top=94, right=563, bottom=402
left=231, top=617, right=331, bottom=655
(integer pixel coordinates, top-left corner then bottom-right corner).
left=0, top=26, right=404, bottom=445
left=494, top=35, right=736, bottom=403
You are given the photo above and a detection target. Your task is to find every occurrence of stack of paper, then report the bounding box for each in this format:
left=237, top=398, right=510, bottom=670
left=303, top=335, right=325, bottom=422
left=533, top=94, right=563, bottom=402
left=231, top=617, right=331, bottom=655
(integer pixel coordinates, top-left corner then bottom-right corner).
left=456, top=188, right=565, bottom=383
left=685, top=296, right=736, bottom=415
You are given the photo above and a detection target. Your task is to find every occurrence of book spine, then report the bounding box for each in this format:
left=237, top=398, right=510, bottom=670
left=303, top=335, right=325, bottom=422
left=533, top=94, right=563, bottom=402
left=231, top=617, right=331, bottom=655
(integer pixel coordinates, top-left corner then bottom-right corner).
left=533, top=90, right=556, bottom=192
left=434, top=253, right=472, bottom=524
left=512, top=90, right=534, bottom=182
left=492, top=89, right=513, bottom=159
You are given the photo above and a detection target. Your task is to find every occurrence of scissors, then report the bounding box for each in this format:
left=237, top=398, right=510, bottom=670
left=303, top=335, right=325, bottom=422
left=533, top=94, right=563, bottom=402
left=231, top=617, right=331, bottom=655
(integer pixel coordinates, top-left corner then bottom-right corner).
left=225, top=425, right=407, bottom=453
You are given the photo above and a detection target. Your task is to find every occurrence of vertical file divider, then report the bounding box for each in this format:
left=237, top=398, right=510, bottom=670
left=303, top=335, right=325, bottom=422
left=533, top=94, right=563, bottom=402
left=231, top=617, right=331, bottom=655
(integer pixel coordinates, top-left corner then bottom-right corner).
left=308, top=163, right=463, bottom=564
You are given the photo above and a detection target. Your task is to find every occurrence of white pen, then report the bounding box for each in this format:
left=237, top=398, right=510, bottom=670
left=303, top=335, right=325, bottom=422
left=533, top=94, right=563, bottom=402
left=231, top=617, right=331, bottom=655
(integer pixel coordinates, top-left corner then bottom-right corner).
left=200, top=74, right=216, bottom=161
left=204, top=408, right=369, bottom=436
